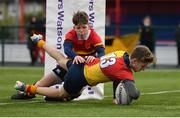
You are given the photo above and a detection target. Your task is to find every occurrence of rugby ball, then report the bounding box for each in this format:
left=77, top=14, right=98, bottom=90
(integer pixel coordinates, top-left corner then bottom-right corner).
left=115, top=82, right=131, bottom=105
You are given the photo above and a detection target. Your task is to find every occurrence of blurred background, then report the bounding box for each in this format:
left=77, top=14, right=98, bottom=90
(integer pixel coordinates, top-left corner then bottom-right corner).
left=0, top=0, right=179, bottom=68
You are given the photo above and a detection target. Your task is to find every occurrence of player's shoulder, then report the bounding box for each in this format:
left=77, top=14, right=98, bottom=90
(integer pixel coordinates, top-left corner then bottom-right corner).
left=89, top=28, right=99, bottom=36
left=66, top=29, right=76, bottom=35
left=65, top=29, right=76, bottom=40
left=112, top=50, right=126, bottom=57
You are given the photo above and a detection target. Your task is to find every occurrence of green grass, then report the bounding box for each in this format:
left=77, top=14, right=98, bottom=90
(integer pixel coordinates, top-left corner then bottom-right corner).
left=0, top=67, right=180, bottom=117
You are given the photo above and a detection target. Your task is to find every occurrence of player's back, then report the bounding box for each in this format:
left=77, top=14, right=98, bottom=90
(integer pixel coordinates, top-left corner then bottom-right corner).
left=84, top=51, right=134, bottom=86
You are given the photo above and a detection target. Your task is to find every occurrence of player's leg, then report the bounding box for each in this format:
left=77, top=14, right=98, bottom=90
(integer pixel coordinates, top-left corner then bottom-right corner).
left=44, top=65, right=68, bottom=101
left=11, top=90, right=36, bottom=100
left=14, top=63, right=87, bottom=102
left=11, top=71, right=63, bottom=100
left=44, top=63, right=85, bottom=101
left=15, top=81, right=70, bottom=99
left=11, top=81, right=37, bottom=100
left=37, top=86, right=69, bottom=98
left=44, top=65, right=69, bottom=101
left=35, top=72, right=62, bottom=87
left=31, top=34, right=69, bottom=71
left=43, top=44, right=69, bottom=70
left=11, top=60, right=72, bottom=100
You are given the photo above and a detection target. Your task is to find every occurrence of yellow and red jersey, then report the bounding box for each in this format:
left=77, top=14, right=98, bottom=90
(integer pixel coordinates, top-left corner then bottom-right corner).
left=65, top=28, right=104, bottom=56
left=84, top=51, right=134, bottom=86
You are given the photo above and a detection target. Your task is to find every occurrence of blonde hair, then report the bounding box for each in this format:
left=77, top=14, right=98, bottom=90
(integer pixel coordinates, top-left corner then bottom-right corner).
left=131, top=45, right=155, bottom=64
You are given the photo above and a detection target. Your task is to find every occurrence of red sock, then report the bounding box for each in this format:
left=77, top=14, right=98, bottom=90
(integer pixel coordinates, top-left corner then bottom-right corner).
left=26, top=85, right=37, bottom=94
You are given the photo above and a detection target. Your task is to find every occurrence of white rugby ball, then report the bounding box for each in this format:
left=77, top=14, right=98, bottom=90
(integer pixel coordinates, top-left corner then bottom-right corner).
left=115, top=82, right=131, bottom=105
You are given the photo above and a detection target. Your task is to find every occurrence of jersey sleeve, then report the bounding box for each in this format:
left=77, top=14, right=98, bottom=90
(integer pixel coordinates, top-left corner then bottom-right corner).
left=63, top=41, right=77, bottom=58
left=65, top=29, right=75, bottom=41
left=90, top=29, right=104, bottom=47
left=95, top=46, right=105, bottom=57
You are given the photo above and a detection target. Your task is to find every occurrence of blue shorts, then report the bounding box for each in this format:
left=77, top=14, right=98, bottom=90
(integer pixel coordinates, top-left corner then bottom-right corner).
left=63, top=63, right=89, bottom=96
left=52, top=60, right=73, bottom=81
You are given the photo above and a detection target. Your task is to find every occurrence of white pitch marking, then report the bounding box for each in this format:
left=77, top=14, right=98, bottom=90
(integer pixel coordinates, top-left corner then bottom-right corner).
left=141, top=90, right=180, bottom=95
left=104, top=89, right=180, bottom=98
left=1, top=90, right=180, bottom=105
left=0, top=100, right=42, bottom=106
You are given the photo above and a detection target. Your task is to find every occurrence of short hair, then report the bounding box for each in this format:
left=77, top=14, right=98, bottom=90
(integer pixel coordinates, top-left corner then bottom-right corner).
left=143, top=15, right=151, bottom=21
left=130, top=45, right=155, bottom=64
left=72, top=11, right=88, bottom=25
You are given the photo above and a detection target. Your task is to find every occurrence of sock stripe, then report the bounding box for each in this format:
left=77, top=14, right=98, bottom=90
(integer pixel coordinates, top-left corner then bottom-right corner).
left=26, top=85, right=32, bottom=93
left=37, top=40, right=45, bottom=47
left=26, top=85, right=37, bottom=94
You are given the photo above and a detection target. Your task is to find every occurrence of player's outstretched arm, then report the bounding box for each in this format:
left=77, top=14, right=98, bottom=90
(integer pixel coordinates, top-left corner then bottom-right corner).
left=31, top=34, right=68, bottom=70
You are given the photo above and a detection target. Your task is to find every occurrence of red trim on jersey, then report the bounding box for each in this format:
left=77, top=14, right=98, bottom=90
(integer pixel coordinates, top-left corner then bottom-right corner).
left=65, top=29, right=103, bottom=55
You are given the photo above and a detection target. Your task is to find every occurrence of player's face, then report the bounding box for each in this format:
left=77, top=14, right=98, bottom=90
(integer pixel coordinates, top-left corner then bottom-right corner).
left=143, top=18, right=151, bottom=26
left=130, top=59, right=147, bottom=72
left=74, top=24, right=89, bottom=36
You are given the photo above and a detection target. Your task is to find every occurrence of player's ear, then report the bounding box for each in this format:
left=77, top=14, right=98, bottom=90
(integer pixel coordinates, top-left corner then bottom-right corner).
left=131, top=58, right=137, bottom=64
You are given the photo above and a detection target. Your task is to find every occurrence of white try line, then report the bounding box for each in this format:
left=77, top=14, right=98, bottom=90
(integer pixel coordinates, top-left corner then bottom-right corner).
left=141, top=89, right=180, bottom=95
left=104, top=89, right=180, bottom=98
left=1, top=90, right=180, bottom=106
left=0, top=100, right=41, bottom=106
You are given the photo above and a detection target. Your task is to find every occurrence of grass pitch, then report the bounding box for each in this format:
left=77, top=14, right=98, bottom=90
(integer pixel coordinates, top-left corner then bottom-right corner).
left=0, top=67, right=180, bottom=117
